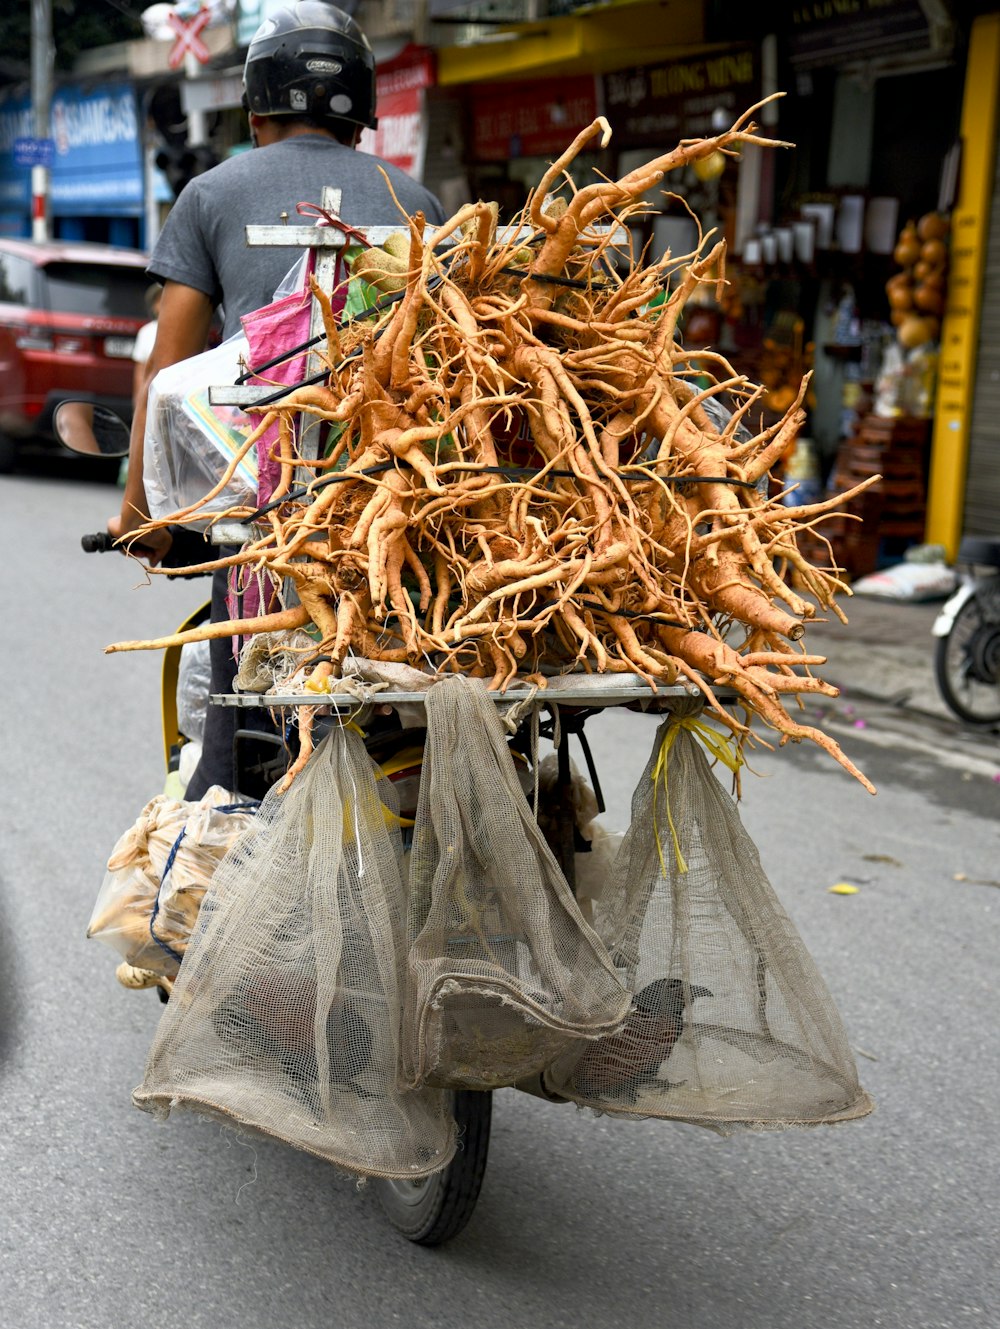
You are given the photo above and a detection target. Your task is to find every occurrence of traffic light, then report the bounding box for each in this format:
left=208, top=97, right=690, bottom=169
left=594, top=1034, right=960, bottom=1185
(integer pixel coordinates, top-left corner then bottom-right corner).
left=148, top=82, right=219, bottom=198
left=155, top=143, right=218, bottom=198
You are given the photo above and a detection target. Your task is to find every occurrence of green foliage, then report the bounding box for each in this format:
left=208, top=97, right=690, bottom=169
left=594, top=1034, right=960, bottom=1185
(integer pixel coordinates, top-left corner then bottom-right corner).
left=0, top=1, right=143, bottom=75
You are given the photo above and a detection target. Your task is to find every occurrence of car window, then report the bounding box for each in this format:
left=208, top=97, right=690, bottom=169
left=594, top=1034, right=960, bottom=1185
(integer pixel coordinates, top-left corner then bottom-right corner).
left=38, top=262, right=150, bottom=318
left=0, top=250, right=36, bottom=304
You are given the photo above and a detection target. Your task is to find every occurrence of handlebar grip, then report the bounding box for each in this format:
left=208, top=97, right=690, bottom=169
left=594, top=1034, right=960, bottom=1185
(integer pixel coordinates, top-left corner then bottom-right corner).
left=81, top=532, right=117, bottom=553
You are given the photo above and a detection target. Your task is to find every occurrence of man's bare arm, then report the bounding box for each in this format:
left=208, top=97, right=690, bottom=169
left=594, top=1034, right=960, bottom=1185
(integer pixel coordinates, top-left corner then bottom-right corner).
left=110, top=281, right=215, bottom=561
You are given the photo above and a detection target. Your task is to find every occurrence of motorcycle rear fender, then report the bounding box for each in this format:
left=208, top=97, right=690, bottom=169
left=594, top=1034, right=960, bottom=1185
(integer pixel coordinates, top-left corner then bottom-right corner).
left=162, top=600, right=212, bottom=769
left=932, top=581, right=977, bottom=637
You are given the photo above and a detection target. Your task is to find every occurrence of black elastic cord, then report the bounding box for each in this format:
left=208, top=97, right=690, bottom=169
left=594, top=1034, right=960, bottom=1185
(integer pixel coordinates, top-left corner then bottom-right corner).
left=250, top=461, right=395, bottom=519
left=579, top=603, right=693, bottom=629
left=623, top=470, right=757, bottom=489
left=235, top=332, right=325, bottom=383
left=496, top=265, right=615, bottom=291
left=230, top=242, right=604, bottom=397
left=248, top=461, right=756, bottom=521
left=251, top=366, right=332, bottom=409
left=235, top=273, right=434, bottom=405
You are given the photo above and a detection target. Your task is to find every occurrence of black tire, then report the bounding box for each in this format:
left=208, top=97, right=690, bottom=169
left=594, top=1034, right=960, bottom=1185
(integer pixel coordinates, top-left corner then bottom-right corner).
left=374, top=1090, right=492, bottom=1245
left=934, top=590, right=1000, bottom=725
left=0, top=432, right=18, bottom=474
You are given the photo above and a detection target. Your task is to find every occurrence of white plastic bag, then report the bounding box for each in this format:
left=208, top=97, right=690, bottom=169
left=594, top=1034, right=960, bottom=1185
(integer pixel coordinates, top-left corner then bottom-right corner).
left=143, top=335, right=258, bottom=525
left=177, top=639, right=212, bottom=743
left=852, top=562, right=957, bottom=601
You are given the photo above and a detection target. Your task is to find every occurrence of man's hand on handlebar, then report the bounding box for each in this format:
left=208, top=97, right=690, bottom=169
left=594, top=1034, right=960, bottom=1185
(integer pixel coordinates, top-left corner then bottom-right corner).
left=107, top=511, right=173, bottom=566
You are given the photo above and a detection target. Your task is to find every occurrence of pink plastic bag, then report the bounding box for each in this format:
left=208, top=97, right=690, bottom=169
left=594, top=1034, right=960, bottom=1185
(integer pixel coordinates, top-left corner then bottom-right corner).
left=241, top=254, right=350, bottom=504
left=229, top=255, right=347, bottom=629
left=241, top=283, right=312, bottom=506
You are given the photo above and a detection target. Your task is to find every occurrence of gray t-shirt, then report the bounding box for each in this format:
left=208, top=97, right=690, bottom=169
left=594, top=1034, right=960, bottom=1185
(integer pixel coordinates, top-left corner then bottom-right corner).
left=148, top=135, right=445, bottom=338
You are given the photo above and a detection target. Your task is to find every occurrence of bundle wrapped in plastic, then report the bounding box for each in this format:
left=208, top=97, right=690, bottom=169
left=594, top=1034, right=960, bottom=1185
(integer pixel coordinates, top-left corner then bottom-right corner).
left=402, top=675, right=631, bottom=1091
left=143, top=336, right=257, bottom=526
left=543, top=707, right=874, bottom=1132
left=234, top=629, right=318, bottom=694
left=133, top=727, right=455, bottom=1180
left=88, top=787, right=256, bottom=979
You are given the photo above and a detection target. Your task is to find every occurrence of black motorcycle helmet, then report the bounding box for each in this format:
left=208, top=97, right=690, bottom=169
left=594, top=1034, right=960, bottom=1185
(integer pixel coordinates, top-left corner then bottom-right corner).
left=243, top=1, right=377, bottom=132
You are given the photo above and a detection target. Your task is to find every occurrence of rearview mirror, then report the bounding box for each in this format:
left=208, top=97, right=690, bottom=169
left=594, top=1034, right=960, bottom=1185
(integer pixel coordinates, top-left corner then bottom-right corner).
left=55, top=401, right=130, bottom=458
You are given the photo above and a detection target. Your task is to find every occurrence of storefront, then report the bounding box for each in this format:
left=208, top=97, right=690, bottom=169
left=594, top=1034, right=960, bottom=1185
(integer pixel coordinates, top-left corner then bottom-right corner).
left=431, top=0, right=976, bottom=574
left=452, top=75, right=603, bottom=218
left=926, top=11, right=1000, bottom=557
left=429, top=0, right=716, bottom=213
left=689, top=0, right=971, bottom=574
left=0, top=80, right=145, bottom=247
left=431, top=26, right=762, bottom=222
left=600, top=46, right=760, bottom=261
left=359, top=45, right=437, bottom=182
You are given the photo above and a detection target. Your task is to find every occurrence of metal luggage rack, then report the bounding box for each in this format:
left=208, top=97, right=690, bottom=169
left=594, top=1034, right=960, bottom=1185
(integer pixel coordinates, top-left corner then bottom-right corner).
left=210, top=678, right=728, bottom=711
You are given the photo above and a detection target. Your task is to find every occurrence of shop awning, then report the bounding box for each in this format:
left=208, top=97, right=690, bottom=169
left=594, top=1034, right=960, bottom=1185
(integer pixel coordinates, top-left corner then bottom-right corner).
left=436, top=0, right=714, bottom=85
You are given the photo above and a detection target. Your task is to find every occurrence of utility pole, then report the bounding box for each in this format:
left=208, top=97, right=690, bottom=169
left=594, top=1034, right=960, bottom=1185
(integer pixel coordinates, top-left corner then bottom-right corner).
left=184, top=51, right=207, bottom=147
left=30, top=0, right=53, bottom=242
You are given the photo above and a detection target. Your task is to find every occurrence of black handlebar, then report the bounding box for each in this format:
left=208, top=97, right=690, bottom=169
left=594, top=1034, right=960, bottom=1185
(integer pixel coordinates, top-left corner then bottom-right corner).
left=80, top=525, right=213, bottom=577
left=81, top=531, right=117, bottom=553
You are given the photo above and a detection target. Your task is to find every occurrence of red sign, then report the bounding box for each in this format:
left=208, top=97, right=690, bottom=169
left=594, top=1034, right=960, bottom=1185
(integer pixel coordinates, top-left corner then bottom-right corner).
left=167, top=8, right=212, bottom=70
left=602, top=48, right=758, bottom=147
left=358, top=46, right=436, bottom=180
left=471, top=77, right=599, bottom=162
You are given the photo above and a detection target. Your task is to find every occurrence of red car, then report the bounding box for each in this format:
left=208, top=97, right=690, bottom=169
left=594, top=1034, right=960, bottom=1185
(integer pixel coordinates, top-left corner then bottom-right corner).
left=0, top=238, right=153, bottom=472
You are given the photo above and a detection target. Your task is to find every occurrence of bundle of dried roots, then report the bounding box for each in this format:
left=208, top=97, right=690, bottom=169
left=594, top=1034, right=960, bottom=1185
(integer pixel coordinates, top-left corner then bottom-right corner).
left=111, top=98, right=876, bottom=792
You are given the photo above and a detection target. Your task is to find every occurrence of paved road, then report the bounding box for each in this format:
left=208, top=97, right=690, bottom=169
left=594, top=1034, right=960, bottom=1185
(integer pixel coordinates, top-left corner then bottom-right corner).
left=2, top=463, right=997, bottom=1329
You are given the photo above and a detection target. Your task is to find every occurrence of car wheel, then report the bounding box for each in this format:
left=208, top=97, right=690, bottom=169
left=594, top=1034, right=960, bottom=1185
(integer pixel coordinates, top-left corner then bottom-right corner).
left=0, top=433, right=18, bottom=474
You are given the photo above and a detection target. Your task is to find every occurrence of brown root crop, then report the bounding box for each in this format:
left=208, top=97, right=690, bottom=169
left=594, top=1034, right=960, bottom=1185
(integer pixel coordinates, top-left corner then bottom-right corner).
left=117, top=97, right=874, bottom=793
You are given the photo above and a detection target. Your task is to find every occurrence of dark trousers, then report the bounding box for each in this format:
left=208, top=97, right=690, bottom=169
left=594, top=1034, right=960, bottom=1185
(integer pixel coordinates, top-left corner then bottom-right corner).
left=184, top=566, right=276, bottom=799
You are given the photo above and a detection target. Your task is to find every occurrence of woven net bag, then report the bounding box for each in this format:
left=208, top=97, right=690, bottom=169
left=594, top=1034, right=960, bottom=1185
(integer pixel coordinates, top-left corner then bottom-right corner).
left=133, top=726, right=456, bottom=1179
left=543, top=710, right=874, bottom=1132
left=402, top=674, right=630, bottom=1090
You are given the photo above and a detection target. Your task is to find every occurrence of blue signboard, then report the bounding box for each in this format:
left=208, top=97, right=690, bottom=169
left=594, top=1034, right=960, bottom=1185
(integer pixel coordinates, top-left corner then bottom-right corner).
left=0, top=82, right=142, bottom=219
left=13, top=136, right=55, bottom=168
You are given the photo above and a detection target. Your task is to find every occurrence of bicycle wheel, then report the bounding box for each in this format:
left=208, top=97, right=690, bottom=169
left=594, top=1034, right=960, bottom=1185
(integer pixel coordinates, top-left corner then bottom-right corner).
left=934, top=590, right=1000, bottom=725
left=374, top=1090, right=492, bottom=1245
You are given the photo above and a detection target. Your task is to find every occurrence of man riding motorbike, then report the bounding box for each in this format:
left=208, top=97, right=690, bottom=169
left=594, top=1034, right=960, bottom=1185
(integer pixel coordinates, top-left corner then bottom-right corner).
left=109, top=0, right=445, bottom=798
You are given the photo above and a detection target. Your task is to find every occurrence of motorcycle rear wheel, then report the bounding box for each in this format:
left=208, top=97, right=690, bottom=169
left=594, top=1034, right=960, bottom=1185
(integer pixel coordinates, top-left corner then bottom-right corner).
left=934, top=590, right=1000, bottom=724
left=374, top=1090, right=492, bottom=1245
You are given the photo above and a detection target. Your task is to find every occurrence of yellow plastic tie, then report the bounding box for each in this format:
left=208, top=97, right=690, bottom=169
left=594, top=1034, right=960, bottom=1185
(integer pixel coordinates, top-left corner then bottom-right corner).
left=651, top=716, right=743, bottom=876
left=372, top=745, right=418, bottom=828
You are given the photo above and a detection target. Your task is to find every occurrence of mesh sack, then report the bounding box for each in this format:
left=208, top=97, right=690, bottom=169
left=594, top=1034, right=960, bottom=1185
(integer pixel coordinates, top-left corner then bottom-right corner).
left=543, top=710, right=874, bottom=1131
left=88, top=786, right=255, bottom=979
left=402, top=675, right=630, bottom=1091
left=133, top=727, right=456, bottom=1180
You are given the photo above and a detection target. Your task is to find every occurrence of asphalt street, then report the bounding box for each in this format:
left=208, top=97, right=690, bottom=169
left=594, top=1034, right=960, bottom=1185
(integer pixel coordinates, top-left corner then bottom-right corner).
left=1, top=460, right=997, bottom=1329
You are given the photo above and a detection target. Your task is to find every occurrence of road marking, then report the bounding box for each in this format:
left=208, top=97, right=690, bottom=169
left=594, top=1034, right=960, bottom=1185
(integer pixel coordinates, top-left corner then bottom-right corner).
left=823, top=713, right=1000, bottom=779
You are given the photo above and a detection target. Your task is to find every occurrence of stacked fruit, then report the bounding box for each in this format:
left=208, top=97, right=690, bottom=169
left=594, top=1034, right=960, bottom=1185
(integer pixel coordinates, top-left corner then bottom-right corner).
left=885, top=212, right=950, bottom=349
